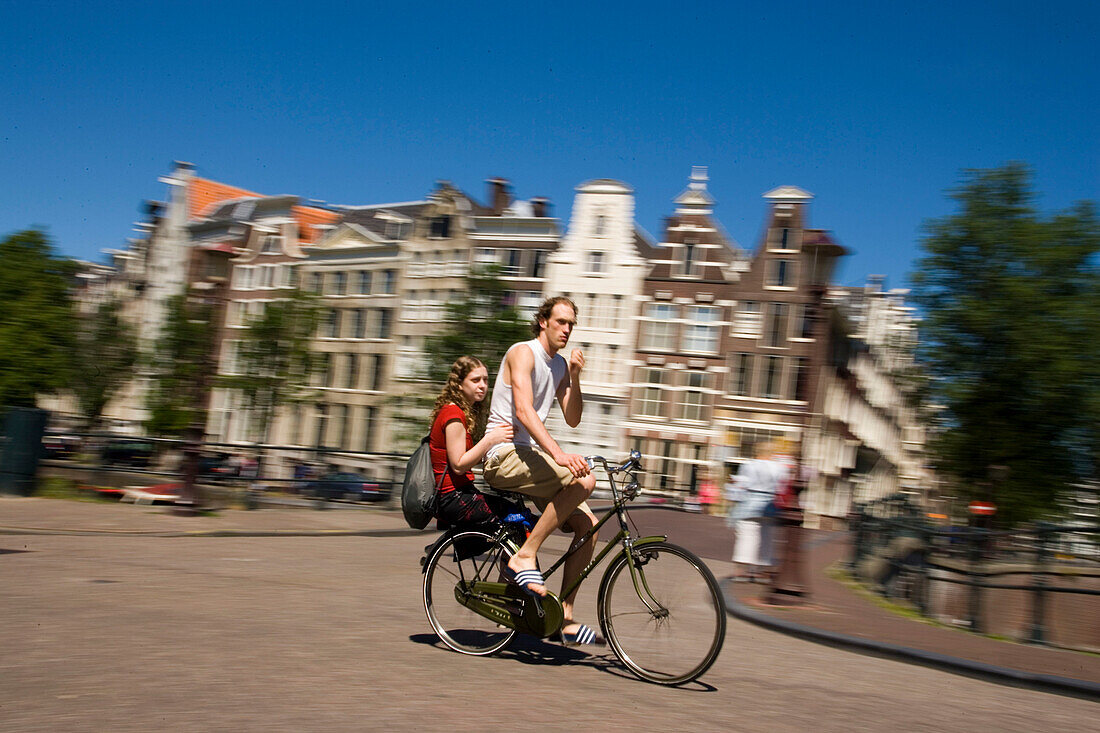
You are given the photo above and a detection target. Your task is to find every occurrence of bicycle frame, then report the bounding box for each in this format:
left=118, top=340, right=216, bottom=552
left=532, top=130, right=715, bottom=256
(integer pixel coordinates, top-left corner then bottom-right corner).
left=537, top=454, right=668, bottom=615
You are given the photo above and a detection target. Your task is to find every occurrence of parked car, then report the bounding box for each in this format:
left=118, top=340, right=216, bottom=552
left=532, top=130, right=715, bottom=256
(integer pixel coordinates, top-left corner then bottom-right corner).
left=198, top=452, right=239, bottom=481
left=102, top=439, right=155, bottom=468
left=42, top=433, right=81, bottom=459
left=306, top=472, right=391, bottom=502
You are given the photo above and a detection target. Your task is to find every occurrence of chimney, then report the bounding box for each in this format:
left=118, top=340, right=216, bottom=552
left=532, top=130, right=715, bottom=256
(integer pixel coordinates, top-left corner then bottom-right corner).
left=531, top=197, right=551, bottom=218
left=486, top=177, right=512, bottom=215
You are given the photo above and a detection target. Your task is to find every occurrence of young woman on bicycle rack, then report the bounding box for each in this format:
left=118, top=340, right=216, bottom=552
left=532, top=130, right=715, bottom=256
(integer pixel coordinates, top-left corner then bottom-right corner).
left=428, top=356, right=514, bottom=530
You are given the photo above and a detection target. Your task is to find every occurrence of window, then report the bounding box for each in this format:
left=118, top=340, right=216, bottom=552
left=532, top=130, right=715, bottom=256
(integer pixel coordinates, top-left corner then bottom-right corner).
left=593, top=215, right=606, bottom=237
left=358, top=270, right=371, bottom=294
left=257, top=265, right=273, bottom=289
left=332, top=271, right=347, bottom=295
left=682, top=306, right=720, bottom=354
left=764, top=303, right=790, bottom=347
left=234, top=266, right=252, bottom=290
left=382, top=270, right=396, bottom=294
left=385, top=220, right=409, bottom=240
left=362, top=406, right=376, bottom=452
left=763, top=356, right=783, bottom=398
left=354, top=309, right=366, bottom=339
left=371, top=354, right=385, bottom=391
left=800, top=303, right=816, bottom=338
left=730, top=353, right=754, bottom=396
left=780, top=228, right=790, bottom=248
left=377, top=309, right=393, bottom=339
left=314, top=404, right=328, bottom=448
left=586, top=251, right=605, bottom=274
left=610, top=294, right=623, bottom=329
left=732, top=301, right=762, bottom=337
left=680, top=371, right=709, bottom=421
left=503, top=249, right=521, bottom=277
left=637, top=367, right=667, bottom=418
left=732, top=426, right=786, bottom=461
left=792, top=357, right=809, bottom=401
left=640, top=303, right=677, bottom=350
left=337, top=404, right=350, bottom=449
left=221, top=340, right=241, bottom=374
left=531, top=249, right=547, bottom=279
left=226, top=301, right=243, bottom=327
left=767, top=259, right=796, bottom=288
left=473, top=248, right=497, bottom=267
left=309, top=271, right=322, bottom=293
left=657, top=440, right=675, bottom=491
left=325, top=309, right=340, bottom=338
left=346, top=354, right=359, bottom=390
left=261, top=235, right=281, bottom=254
left=286, top=265, right=298, bottom=288
left=679, top=240, right=699, bottom=278
left=429, top=216, right=451, bottom=238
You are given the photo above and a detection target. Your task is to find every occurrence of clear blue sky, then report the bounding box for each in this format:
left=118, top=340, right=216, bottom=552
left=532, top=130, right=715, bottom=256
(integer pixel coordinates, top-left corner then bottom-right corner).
left=3, top=1, right=1097, bottom=287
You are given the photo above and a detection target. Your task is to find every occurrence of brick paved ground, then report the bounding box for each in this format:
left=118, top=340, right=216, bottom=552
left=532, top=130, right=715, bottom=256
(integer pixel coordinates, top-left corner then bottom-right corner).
left=1, top=497, right=1097, bottom=731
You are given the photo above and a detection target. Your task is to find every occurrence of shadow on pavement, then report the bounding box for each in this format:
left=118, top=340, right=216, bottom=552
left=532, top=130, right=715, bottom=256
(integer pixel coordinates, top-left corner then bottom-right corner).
left=408, top=633, right=718, bottom=691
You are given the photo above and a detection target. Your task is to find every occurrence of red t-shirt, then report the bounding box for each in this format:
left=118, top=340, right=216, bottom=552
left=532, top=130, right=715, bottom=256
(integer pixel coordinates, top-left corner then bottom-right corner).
left=429, top=403, right=475, bottom=494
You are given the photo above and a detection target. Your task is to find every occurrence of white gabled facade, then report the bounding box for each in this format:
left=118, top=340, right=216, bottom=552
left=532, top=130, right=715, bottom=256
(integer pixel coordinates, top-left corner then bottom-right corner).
left=543, top=179, right=652, bottom=461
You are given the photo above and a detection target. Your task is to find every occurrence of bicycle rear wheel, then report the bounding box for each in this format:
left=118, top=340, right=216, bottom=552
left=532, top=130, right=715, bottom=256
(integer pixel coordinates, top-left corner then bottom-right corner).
left=423, top=529, right=517, bottom=656
left=597, top=542, right=726, bottom=685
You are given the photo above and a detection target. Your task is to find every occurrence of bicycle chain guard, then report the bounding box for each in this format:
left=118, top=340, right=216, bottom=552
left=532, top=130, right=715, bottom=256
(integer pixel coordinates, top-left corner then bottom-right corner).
left=457, top=581, right=565, bottom=639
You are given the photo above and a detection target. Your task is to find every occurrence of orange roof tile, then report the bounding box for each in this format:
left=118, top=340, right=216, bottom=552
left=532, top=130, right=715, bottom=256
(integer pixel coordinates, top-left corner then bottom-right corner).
left=188, top=177, right=261, bottom=219
left=188, top=174, right=337, bottom=244
left=293, top=205, right=340, bottom=244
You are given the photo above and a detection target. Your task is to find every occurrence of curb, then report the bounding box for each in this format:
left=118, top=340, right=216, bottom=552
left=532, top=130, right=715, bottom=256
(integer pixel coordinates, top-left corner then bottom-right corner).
left=721, top=581, right=1100, bottom=701
left=0, top=526, right=429, bottom=539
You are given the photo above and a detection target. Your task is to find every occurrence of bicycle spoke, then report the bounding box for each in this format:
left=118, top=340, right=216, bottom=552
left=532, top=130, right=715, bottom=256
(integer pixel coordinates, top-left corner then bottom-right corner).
left=598, top=543, right=725, bottom=685
left=423, top=530, right=516, bottom=656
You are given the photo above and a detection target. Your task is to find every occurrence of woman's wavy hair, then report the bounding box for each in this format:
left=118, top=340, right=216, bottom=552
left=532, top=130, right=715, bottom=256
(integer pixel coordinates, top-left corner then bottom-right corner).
left=431, top=356, right=487, bottom=434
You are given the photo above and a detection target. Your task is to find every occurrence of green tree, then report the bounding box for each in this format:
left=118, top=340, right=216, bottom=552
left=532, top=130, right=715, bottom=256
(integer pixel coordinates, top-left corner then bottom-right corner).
left=912, top=163, right=1099, bottom=525
left=391, top=265, right=532, bottom=447
left=424, top=265, right=532, bottom=387
left=218, top=290, right=320, bottom=450
left=0, top=230, right=77, bottom=408
left=145, top=292, right=219, bottom=437
left=71, top=299, right=139, bottom=429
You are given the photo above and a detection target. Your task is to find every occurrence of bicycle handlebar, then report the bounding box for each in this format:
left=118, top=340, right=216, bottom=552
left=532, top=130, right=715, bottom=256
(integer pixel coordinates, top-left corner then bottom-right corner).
left=585, top=449, right=643, bottom=475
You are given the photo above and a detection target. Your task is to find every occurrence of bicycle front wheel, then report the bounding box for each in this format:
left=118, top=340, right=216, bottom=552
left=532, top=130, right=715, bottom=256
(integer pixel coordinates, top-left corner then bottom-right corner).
left=423, top=529, right=517, bottom=656
left=598, top=542, right=726, bottom=685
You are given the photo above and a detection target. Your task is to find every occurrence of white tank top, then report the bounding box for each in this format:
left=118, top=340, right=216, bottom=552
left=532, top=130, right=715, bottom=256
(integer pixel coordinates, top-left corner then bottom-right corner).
left=485, top=338, right=568, bottom=460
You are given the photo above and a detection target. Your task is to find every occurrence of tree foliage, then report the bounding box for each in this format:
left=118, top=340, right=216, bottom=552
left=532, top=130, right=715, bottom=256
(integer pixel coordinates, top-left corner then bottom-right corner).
left=218, top=289, right=320, bottom=446
left=145, top=291, right=220, bottom=437
left=912, top=163, right=1099, bottom=525
left=390, top=266, right=532, bottom=447
left=70, top=299, right=139, bottom=429
left=0, top=230, right=77, bottom=408
left=423, top=265, right=533, bottom=387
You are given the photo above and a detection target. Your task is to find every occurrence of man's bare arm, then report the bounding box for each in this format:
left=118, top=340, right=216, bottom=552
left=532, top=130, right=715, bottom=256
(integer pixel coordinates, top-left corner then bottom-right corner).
left=509, top=345, right=589, bottom=477
left=558, top=349, right=584, bottom=428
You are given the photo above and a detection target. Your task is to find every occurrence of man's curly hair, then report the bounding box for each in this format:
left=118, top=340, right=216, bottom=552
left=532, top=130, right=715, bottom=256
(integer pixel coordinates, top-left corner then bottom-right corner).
left=531, top=296, right=579, bottom=337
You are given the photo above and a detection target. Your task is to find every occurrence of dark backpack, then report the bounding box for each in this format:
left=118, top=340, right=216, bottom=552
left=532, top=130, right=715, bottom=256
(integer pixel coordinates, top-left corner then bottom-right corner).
left=401, top=436, right=442, bottom=530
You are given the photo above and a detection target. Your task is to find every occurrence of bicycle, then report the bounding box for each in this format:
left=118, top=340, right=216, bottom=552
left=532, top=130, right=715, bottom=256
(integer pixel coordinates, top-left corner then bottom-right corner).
left=421, top=450, right=726, bottom=686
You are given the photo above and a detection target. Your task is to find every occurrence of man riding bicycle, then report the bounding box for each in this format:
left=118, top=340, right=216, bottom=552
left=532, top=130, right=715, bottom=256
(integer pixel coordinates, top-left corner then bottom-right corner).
left=482, top=295, right=602, bottom=645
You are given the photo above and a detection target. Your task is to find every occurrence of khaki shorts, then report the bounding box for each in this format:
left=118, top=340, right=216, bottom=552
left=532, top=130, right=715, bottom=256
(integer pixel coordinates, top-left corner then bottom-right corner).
left=483, top=444, right=576, bottom=500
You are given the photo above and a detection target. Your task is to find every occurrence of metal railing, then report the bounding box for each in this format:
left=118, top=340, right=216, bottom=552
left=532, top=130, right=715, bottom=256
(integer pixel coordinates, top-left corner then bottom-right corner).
left=849, top=494, right=1099, bottom=649
left=38, top=431, right=410, bottom=506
